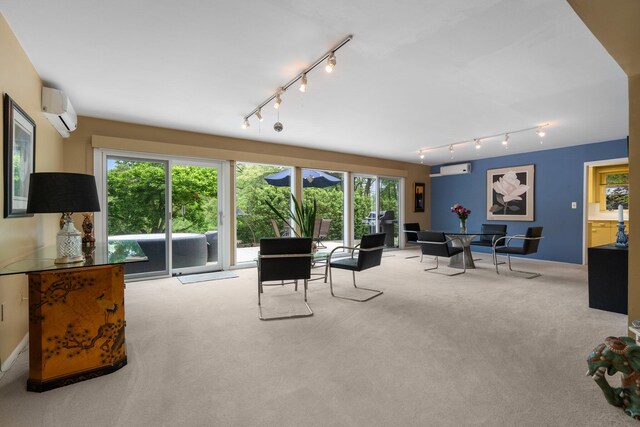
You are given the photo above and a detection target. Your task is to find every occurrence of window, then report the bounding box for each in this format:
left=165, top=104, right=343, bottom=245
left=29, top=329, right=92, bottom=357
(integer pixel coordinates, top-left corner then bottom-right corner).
left=604, top=172, right=629, bottom=210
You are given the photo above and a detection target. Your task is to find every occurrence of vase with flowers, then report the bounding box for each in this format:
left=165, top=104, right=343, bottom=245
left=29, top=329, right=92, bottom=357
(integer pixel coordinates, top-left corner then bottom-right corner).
left=451, top=203, right=471, bottom=233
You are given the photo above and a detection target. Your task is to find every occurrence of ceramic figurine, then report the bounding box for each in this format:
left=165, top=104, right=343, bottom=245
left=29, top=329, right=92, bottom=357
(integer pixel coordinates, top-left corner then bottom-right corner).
left=81, top=213, right=95, bottom=250
left=587, top=336, right=640, bottom=419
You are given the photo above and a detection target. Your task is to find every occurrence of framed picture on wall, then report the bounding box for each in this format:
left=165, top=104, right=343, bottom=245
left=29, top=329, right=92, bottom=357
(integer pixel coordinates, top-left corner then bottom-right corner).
left=4, top=93, right=36, bottom=218
left=486, top=164, right=534, bottom=221
left=414, top=182, right=425, bottom=212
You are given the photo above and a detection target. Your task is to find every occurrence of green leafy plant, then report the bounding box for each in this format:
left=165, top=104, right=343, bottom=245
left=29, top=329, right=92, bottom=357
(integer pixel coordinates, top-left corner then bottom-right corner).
left=265, top=193, right=317, bottom=238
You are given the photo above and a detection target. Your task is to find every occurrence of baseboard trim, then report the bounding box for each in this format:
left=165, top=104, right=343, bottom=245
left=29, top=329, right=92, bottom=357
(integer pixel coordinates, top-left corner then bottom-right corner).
left=1, top=332, right=28, bottom=372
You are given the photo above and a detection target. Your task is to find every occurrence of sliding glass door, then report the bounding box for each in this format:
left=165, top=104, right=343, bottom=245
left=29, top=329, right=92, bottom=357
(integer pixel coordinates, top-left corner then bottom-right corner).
left=353, top=175, right=400, bottom=248
left=104, top=153, right=223, bottom=278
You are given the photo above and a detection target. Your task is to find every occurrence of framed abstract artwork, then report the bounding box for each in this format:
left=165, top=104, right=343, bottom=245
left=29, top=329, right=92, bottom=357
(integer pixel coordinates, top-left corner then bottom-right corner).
left=414, top=182, right=425, bottom=212
left=486, top=164, right=534, bottom=221
left=3, top=93, right=36, bottom=218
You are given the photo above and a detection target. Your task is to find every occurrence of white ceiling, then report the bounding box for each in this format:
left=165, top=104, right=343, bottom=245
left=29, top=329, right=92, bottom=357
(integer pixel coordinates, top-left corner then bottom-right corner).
left=0, top=0, right=628, bottom=165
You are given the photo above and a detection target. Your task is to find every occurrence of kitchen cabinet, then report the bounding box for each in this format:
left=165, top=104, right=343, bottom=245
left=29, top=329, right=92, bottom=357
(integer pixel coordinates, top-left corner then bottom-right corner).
left=588, top=220, right=629, bottom=247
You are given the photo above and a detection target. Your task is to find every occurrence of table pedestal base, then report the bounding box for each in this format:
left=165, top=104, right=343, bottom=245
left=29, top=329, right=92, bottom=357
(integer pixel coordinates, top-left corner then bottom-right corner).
left=448, top=236, right=476, bottom=269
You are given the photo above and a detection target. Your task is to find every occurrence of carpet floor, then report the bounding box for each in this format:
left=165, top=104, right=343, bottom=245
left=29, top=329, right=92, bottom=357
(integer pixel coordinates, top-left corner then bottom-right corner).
left=0, top=250, right=635, bottom=426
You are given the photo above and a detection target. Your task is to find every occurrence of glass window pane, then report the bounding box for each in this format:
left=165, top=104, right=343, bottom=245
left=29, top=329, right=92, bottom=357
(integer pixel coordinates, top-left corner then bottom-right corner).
left=302, top=169, right=345, bottom=252
left=235, top=162, right=291, bottom=263
left=107, top=157, right=167, bottom=275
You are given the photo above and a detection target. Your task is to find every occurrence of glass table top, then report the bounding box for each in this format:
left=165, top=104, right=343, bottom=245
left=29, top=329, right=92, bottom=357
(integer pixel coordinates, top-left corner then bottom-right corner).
left=0, top=240, right=148, bottom=276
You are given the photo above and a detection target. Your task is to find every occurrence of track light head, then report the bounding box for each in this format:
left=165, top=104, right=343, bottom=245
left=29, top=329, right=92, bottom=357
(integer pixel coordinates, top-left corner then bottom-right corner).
left=502, top=134, right=509, bottom=145
left=325, top=53, right=336, bottom=73
left=241, top=118, right=250, bottom=129
left=536, top=127, right=545, bottom=137
left=475, top=139, right=481, bottom=149
left=419, top=151, right=425, bottom=160
left=299, top=74, right=307, bottom=92
left=274, top=93, right=282, bottom=109
left=255, top=109, right=263, bottom=122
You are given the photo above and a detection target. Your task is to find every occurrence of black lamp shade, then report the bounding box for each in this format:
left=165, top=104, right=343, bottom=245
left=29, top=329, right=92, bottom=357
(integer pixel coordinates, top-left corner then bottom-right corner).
left=27, top=172, right=101, bottom=213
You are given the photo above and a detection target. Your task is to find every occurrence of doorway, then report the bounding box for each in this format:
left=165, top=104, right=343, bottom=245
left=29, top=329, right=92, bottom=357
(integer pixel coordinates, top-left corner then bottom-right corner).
left=96, top=150, right=226, bottom=278
left=583, top=157, right=629, bottom=264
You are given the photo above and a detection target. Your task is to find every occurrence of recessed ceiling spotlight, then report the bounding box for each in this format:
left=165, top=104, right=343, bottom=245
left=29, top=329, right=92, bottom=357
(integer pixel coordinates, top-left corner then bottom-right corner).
left=325, top=52, right=336, bottom=73
left=241, top=118, right=250, bottom=129
left=299, top=74, right=307, bottom=92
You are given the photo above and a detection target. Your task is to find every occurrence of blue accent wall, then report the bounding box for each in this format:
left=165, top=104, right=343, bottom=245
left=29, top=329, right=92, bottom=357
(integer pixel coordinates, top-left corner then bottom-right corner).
left=430, top=139, right=628, bottom=263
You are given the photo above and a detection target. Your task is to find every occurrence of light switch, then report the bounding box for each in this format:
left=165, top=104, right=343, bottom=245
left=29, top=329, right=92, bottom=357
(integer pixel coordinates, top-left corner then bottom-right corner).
left=571, top=202, right=577, bottom=209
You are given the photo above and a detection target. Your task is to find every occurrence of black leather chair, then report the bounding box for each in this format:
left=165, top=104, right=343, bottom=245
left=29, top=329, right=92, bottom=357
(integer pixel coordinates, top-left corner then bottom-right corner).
left=492, top=227, right=544, bottom=279
left=417, top=231, right=466, bottom=276
left=325, top=233, right=385, bottom=302
left=258, top=237, right=313, bottom=320
left=470, top=224, right=507, bottom=264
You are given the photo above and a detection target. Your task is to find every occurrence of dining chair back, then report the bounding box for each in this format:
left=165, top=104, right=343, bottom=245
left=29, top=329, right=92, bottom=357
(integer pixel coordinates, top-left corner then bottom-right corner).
left=258, top=237, right=313, bottom=320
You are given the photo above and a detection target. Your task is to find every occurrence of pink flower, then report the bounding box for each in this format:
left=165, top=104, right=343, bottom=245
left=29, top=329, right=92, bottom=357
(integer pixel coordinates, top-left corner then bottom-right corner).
left=451, top=203, right=471, bottom=220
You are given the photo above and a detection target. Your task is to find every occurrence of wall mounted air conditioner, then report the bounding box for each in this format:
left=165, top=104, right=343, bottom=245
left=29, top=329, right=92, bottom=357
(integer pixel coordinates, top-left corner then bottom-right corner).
left=439, top=163, right=471, bottom=176
left=42, top=87, right=77, bottom=138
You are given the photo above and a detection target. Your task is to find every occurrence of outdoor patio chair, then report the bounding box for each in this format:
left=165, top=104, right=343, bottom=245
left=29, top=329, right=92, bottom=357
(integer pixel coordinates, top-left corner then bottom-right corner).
left=315, top=219, right=332, bottom=248
left=492, top=227, right=544, bottom=279
left=258, top=237, right=313, bottom=320
left=417, top=231, right=466, bottom=276
left=270, top=218, right=290, bottom=237
left=325, top=233, right=385, bottom=302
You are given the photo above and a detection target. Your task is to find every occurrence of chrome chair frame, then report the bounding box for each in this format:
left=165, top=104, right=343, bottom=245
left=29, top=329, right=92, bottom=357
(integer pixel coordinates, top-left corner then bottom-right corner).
left=403, top=223, right=422, bottom=259
left=258, top=250, right=313, bottom=320
left=325, top=244, right=385, bottom=302
left=417, top=236, right=466, bottom=276
left=492, top=234, right=544, bottom=279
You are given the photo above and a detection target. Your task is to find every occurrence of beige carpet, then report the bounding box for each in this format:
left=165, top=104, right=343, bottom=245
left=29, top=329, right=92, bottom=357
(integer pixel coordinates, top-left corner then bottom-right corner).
left=0, top=250, right=635, bottom=426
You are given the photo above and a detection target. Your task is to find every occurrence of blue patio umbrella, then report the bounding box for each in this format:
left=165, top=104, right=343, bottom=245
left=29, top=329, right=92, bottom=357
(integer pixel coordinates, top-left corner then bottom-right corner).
left=265, top=169, right=342, bottom=188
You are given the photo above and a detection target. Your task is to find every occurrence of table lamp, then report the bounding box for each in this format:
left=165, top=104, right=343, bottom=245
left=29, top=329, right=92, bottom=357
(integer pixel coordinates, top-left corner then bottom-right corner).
left=27, top=172, right=101, bottom=264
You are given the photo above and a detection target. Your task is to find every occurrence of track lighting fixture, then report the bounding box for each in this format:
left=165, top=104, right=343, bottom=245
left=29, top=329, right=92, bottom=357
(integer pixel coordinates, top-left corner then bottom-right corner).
left=241, top=35, right=352, bottom=131
left=325, top=53, right=336, bottom=73
left=416, top=123, right=550, bottom=162
left=299, top=74, right=307, bottom=92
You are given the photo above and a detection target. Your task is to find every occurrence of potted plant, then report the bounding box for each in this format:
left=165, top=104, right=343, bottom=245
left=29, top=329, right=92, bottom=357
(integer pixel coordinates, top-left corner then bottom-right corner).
left=265, top=193, right=317, bottom=239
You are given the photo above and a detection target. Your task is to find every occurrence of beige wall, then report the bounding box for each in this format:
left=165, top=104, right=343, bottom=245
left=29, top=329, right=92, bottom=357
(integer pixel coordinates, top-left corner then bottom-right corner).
left=0, top=14, right=64, bottom=367
left=568, top=0, right=640, bottom=329
left=629, top=75, right=639, bottom=324
left=65, top=117, right=431, bottom=263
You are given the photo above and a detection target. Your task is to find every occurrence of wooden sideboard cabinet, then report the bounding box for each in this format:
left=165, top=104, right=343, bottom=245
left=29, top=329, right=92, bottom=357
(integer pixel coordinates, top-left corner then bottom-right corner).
left=0, top=242, right=147, bottom=392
